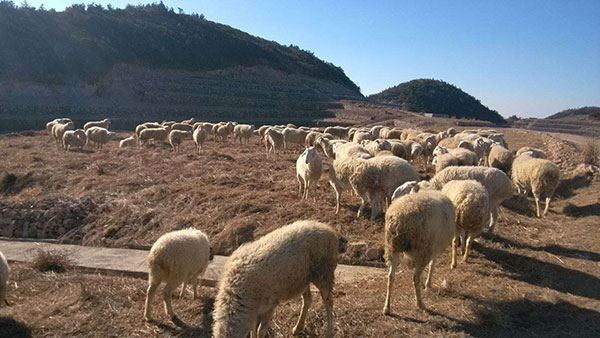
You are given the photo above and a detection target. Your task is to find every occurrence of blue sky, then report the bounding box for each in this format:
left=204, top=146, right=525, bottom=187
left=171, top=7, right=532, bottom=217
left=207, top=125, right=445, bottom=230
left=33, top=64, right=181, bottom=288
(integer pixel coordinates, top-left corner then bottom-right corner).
left=22, top=0, right=600, bottom=118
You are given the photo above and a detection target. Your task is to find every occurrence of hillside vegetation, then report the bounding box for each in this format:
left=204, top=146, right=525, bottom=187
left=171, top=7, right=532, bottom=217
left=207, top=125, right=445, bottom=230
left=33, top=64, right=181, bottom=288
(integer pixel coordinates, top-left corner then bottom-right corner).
left=547, top=106, right=600, bottom=119
left=0, top=2, right=362, bottom=132
left=368, top=79, right=505, bottom=124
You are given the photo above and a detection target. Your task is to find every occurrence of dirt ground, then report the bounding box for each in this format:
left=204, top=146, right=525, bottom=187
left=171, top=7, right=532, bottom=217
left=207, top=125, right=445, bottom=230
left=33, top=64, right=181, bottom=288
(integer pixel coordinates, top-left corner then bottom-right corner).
left=1, top=101, right=599, bottom=336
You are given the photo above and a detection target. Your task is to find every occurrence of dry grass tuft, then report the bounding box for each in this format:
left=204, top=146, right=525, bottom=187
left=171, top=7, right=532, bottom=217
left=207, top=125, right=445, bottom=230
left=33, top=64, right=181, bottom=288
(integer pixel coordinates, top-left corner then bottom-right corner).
left=0, top=171, right=34, bottom=195
left=30, top=248, right=74, bottom=273
left=582, top=139, right=599, bottom=166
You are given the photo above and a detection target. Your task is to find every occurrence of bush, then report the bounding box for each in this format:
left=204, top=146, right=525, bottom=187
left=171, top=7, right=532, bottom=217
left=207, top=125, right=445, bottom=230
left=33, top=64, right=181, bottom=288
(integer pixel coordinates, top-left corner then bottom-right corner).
left=582, top=140, right=599, bottom=166
left=30, top=248, right=74, bottom=273
left=0, top=171, right=34, bottom=195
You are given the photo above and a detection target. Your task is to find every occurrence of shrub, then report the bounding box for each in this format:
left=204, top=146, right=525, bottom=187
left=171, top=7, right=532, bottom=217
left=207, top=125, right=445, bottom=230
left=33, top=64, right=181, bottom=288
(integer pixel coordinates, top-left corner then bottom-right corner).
left=30, top=248, right=74, bottom=273
left=582, top=140, right=599, bottom=166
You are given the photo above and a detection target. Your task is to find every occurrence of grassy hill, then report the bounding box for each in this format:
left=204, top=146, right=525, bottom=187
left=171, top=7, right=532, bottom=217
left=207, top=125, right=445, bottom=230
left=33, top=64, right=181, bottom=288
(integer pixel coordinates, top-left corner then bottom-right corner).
left=547, top=106, right=600, bottom=120
left=368, top=79, right=505, bottom=124
left=0, top=2, right=362, bottom=132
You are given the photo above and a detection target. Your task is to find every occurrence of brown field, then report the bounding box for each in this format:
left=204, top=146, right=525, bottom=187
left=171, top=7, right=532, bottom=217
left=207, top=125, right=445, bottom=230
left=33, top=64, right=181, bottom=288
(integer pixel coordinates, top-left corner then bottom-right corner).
left=1, top=101, right=599, bottom=337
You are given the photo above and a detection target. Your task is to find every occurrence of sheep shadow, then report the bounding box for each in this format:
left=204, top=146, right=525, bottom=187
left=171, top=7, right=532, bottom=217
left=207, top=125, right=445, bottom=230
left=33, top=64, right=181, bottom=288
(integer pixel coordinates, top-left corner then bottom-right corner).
left=0, top=316, right=32, bottom=338
left=67, top=148, right=94, bottom=154
left=555, top=174, right=593, bottom=199
left=457, top=296, right=600, bottom=338
left=501, top=194, right=536, bottom=217
left=480, top=232, right=600, bottom=262
left=152, top=296, right=215, bottom=338
left=472, top=242, right=600, bottom=299
left=562, top=202, right=600, bottom=218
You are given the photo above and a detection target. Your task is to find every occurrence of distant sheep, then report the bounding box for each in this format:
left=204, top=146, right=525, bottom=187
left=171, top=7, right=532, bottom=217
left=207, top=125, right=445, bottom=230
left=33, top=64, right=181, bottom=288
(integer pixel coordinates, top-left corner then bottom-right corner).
left=46, top=118, right=72, bottom=135
left=0, top=250, right=9, bottom=307
left=193, top=126, right=208, bottom=153
left=52, top=121, right=75, bottom=149
left=119, top=136, right=137, bottom=148
left=169, top=130, right=192, bottom=153
left=213, top=220, right=344, bottom=338
left=85, top=126, right=111, bottom=150
left=433, top=146, right=478, bottom=166
left=216, top=125, right=232, bottom=142
left=233, top=124, right=255, bottom=144
left=171, top=123, right=193, bottom=132
left=264, top=128, right=285, bottom=159
left=353, top=131, right=374, bottom=144
left=433, top=152, right=459, bottom=173
left=383, top=190, right=455, bottom=312
left=324, top=126, right=349, bottom=139
left=516, top=146, right=547, bottom=159
left=83, top=118, right=110, bottom=131
left=144, top=228, right=212, bottom=321
left=296, top=147, right=323, bottom=202
left=62, top=129, right=87, bottom=151
left=385, top=129, right=403, bottom=140
left=282, top=127, right=308, bottom=152
left=139, top=127, right=170, bottom=147
left=512, top=152, right=560, bottom=217
left=315, top=137, right=346, bottom=159
left=333, top=142, right=372, bottom=160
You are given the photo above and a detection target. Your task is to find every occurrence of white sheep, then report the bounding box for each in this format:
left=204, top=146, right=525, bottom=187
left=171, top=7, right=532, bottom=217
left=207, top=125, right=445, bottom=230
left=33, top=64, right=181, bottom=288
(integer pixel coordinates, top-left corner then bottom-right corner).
left=296, top=147, right=323, bottom=202
left=85, top=126, right=111, bottom=149
left=441, top=180, right=490, bottom=267
left=512, top=152, right=560, bottom=217
left=0, top=250, right=9, bottom=307
left=213, top=220, right=344, bottom=338
left=516, top=146, right=547, bottom=159
left=139, top=127, right=170, bottom=147
left=62, top=129, right=87, bottom=151
left=193, top=126, right=208, bottom=153
left=282, top=127, right=308, bottom=152
left=264, top=128, right=285, bottom=159
left=168, top=130, right=192, bottom=153
left=119, top=136, right=137, bottom=148
left=46, top=118, right=72, bottom=135
left=423, top=166, right=513, bottom=232
left=171, top=123, right=194, bottom=132
left=370, top=125, right=384, bottom=139
left=144, top=228, right=212, bottom=321
left=233, top=124, right=255, bottom=144
left=433, top=146, right=478, bottom=166
left=83, top=118, right=110, bottom=131
left=333, top=142, right=372, bottom=160
left=488, top=144, right=514, bottom=174
left=324, top=126, right=348, bottom=139
left=352, top=131, right=374, bottom=144
left=315, top=137, right=346, bottom=159
left=383, top=190, right=455, bottom=312
left=432, top=152, right=459, bottom=173
left=52, top=121, right=75, bottom=149
left=216, top=124, right=232, bottom=142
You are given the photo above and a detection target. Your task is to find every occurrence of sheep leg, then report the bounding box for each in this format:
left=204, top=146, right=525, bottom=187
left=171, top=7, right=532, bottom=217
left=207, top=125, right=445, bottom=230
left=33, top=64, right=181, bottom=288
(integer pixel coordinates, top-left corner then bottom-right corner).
left=383, top=254, right=399, bottom=315
left=356, top=190, right=369, bottom=219
left=191, top=276, right=200, bottom=300
left=424, top=258, right=435, bottom=289
left=487, top=206, right=498, bottom=232
left=460, top=231, right=466, bottom=254
left=317, top=284, right=334, bottom=338
left=462, top=233, right=473, bottom=263
left=297, top=175, right=303, bottom=198
left=292, top=287, right=312, bottom=335
left=304, top=180, right=310, bottom=200
left=144, top=281, right=160, bottom=321
left=534, top=193, right=541, bottom=218
left=414, top=263, right=427, bottom=310
left=179, top=281, right=187, bottom=298
left=332, top=183, right=341, bottom=214
left=543, top=196, right=552, bottom=217
left=162, top=283, right=178, bottom=319
left=451, top=235, right=458, bottom=270
left=257, top=307, right=275, bottom=338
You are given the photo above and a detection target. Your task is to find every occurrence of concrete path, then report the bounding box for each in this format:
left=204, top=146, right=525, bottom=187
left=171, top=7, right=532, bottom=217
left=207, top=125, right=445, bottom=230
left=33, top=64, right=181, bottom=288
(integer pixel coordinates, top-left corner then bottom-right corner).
left=0, top=239, right=386, bottom=287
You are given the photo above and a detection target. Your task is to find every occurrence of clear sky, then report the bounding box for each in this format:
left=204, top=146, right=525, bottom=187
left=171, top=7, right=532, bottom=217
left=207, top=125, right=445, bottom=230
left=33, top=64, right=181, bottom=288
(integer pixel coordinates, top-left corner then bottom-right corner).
left=22, top=0, right=600, bottom=118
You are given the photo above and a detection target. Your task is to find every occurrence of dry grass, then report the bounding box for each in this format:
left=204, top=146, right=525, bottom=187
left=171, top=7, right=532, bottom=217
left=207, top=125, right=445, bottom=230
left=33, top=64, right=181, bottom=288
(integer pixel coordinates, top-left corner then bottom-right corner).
left=29, top=248, right=74, bottom=273
left=582, top=139, right=600, bottom=166
left=0, top=102, right=599, bottom=336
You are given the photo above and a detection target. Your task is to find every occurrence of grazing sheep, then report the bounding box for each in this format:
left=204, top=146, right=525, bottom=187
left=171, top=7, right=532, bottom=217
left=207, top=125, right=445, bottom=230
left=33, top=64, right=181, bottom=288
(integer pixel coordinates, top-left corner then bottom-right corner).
left=233, top=124, right=255, bottom=144
left=282, top=127, right=308, bottom=152
left=216, top=125, right=232, bottom=142
left=193, top=126, right=208, bottom=153
left=162, top=121, right=177, bottom=128
left=296, top=147, right=323, bottom=202
left=441, top=180, right=490, bottom=267
left=213, top=220, right=344, bottom=338
left=433, top=146, right=477, bottom=166
left=433, top=152, right=459, bottom=173
left=52, top=121, right=75, bottom=149
left=264, top=128, right=285, bottom=159
left=424, top=166, right=513, bottom=232
left=257, top=125, right=271, bottom=140
left=46, top=118, right=72, bottom=135
left=383, top=190, right=455, bottom=312
left=83, top=118, right=110, bottom=131
left=385, top=129, right=403, bottom=140
left=401, top=129, right=421, bottom=140
left=388, top=141, right=409, bottom=160
left=447, top=127, right=458, bottom=136
left=304, top=131, right=322, bottom=147
left=361, top=139, right=390, bottom=156
left=324, top=126, right=348, bottom=139
left=171, top=123, right=193, bottom=132
left=136, top=122, right=162, bottom=142
left=370, top=125, right=384, bottom=139
left=333, top=142, right=372, bottom=160
left=488, top=144, right=514, bottom=173
left=144, top=228, right=212, bottom=321
left=169, top=130, right=192, bottom=153
left=119, top=136, right=137, bottom=148
left=512, top=152, right=560, bottom=217
left=315, top=137, right=346, bottom=159
left=353, top=131, right=374, bottom=144
left=62, top=129, right=87, bottom=151
left=85, top=126, right=111, bottom=149
left=182, top=117, right=197, bottom=125
left=0, top=250, right=9, bottom=307
left=488, top=133, right=507, bottom=148
left=139, top=127, right=170, bottom=147
left=516, top=147, right=547, bottom=159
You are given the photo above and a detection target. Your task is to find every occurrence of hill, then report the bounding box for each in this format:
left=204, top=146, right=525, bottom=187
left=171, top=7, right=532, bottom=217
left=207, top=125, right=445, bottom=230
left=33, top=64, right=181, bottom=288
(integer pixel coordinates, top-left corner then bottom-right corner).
left=547, top=106, right=600, bottom=120
left=368, top=79, right=505, bottom=124
left=0, top=2, right=362, bottom=132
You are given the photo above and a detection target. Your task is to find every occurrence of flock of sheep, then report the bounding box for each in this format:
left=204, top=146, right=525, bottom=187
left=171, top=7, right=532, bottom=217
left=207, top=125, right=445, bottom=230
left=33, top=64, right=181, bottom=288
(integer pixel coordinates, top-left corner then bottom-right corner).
left=0, top=116, right=563, bottom=337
